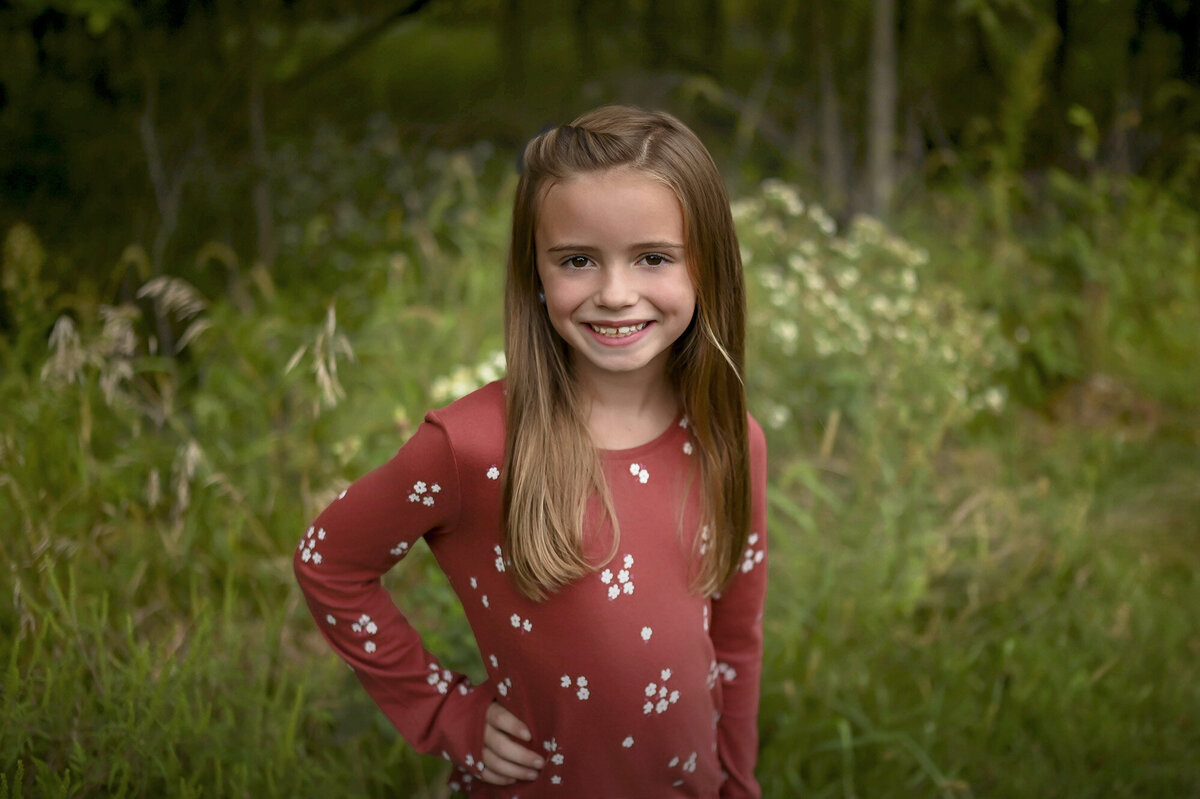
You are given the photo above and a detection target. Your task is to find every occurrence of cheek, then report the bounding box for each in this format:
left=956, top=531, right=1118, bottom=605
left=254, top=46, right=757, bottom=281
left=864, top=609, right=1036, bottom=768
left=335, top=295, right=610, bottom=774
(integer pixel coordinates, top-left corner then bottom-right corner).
left=541, top=287, right=578, bottom=334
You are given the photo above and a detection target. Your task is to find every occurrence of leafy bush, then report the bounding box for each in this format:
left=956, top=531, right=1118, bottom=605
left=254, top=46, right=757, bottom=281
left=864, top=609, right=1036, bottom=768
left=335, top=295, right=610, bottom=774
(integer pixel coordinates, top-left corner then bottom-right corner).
left=739, top=180, right=1016, bottom=485
left=3, top=137, right=1198, bottom=798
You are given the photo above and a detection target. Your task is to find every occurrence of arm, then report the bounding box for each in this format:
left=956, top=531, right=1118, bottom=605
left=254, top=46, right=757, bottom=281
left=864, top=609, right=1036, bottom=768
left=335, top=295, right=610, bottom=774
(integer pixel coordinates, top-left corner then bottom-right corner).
left=709, top=418, right=768, bottom=799
left=293, top=419, right=494, bottom=779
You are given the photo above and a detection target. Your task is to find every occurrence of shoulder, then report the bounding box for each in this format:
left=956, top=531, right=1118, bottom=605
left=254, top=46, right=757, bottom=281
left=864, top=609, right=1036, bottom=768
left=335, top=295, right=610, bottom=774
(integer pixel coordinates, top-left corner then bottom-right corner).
left=424, top=380, right=506, bottom=461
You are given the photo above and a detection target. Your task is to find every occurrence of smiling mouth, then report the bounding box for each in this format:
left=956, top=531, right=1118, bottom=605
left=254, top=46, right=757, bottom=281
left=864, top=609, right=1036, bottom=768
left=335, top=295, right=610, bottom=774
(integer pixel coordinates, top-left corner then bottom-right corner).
left=588, top=322, right=648, bottom=338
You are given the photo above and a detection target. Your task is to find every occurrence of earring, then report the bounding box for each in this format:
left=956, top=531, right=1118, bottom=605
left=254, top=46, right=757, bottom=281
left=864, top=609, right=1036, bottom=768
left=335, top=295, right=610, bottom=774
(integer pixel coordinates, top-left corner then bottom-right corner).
left=538, top=291, right=545, bottom=304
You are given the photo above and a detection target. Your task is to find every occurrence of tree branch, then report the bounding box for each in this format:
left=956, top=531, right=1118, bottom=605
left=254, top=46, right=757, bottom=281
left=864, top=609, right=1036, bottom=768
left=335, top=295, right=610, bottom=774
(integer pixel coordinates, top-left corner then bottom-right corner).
left=281, top=0, right=436, bottom=91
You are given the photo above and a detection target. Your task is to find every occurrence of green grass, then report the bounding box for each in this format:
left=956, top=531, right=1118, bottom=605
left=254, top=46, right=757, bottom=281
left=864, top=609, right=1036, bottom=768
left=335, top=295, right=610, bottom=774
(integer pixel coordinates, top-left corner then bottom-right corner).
left=3, top=155, right=1199, bottom=796
left=757, top=419, right=1200, bottom=797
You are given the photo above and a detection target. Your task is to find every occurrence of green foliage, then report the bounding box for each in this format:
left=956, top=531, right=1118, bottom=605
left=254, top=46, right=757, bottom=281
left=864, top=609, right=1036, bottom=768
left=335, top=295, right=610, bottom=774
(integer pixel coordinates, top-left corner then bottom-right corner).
left=3, top=134, right=1199, bottom=797
left=910, top=166, right=1200, bottom=410
left=740, top=180, right=1016, bottom=491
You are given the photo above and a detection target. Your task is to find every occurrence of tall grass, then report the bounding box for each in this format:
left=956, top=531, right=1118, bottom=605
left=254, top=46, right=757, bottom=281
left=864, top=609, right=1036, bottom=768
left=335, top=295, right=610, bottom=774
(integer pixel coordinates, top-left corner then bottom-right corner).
left=3, top=133, right=1198, bottom=796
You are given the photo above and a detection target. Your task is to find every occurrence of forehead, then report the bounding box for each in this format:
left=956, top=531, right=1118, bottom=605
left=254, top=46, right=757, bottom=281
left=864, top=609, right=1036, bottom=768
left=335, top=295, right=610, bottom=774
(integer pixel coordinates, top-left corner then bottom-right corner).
left=536, top=168, right=684, bottom=242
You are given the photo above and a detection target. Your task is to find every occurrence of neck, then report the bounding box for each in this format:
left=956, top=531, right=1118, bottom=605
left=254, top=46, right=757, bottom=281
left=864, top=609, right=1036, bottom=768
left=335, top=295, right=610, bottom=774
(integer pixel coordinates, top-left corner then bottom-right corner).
left=573, top=358, right=680, bottom=450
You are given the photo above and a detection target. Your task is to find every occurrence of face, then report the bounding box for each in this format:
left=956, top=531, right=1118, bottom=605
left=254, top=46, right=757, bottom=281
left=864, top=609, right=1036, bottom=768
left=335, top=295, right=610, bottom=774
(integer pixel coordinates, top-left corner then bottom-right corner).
left=535, top=168, right=697, bottom=392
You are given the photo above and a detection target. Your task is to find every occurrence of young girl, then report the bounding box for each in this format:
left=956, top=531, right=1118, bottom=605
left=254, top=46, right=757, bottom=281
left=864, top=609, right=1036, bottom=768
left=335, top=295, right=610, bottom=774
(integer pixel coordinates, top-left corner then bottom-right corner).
left=295, top=106, right=768, bottom=798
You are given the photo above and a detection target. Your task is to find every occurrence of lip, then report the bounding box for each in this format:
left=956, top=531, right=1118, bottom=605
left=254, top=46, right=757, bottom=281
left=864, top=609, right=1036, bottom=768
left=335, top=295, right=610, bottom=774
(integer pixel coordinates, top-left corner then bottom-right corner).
left=582, top=320, right=655, bottom=347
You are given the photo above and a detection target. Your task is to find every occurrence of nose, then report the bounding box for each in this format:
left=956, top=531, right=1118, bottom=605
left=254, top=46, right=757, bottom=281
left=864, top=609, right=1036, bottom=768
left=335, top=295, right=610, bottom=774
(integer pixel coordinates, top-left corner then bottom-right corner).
left=596, top=266, right=637, bottom=309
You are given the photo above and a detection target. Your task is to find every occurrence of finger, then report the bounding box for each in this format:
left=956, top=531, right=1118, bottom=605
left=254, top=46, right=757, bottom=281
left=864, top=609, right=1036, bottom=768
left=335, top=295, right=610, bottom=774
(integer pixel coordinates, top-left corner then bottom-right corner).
left=484, top=719, right=547, bottom=767
left=482, top=742, right=541, bottom=783
left=486, top=702, right=533, bottom=742
left=478, top=764, right=516, bottom=787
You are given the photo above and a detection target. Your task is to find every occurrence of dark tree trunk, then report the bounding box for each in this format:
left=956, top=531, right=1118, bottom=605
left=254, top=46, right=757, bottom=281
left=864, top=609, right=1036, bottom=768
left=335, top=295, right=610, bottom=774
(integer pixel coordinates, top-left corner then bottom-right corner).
left=643, top=0, right=671, bottom=69
left=574, top=0, right=595, bottom=81
left=867, top=0, right=897, bottom=217
left=815, top=4, right=848, bottom=215
left=501, top=0, right=526, bottom=95
left=700, top=0, right=725, bottom=76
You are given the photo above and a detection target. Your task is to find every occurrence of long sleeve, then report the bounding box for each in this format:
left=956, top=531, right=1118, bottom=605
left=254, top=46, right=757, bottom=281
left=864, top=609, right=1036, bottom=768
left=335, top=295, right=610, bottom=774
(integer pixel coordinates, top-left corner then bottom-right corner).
left=709, top=418, right=768, bottom=799
left=293, top=419, right=495, bottom=779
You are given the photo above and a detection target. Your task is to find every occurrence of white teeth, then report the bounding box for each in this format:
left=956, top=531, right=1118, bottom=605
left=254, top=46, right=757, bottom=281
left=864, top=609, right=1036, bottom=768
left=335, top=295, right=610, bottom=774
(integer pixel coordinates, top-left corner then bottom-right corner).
left=590, top=322, right=647, bottom=338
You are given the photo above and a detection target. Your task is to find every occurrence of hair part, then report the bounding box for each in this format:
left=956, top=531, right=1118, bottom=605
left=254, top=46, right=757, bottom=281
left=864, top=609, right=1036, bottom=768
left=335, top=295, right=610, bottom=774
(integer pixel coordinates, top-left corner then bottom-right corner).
left=503, top=105, right=750, bottom=600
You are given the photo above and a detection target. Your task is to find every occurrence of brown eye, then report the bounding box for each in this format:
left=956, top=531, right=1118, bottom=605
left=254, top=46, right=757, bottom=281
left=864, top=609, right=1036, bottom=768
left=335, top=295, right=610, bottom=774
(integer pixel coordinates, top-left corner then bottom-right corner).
left=567, top=256, right=590, bottom=268
left=644, top=254, right=666, bottom=266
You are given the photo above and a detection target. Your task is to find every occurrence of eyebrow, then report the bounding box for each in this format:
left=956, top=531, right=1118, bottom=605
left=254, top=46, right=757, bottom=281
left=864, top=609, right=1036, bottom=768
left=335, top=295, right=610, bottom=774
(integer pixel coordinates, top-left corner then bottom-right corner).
left=544, top=241, right=685, bottom=254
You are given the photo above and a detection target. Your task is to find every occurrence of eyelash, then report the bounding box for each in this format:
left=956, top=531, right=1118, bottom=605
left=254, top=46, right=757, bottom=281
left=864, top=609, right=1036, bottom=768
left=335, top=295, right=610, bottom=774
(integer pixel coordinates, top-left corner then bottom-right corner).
left=561, top=254, right=672, bottom=269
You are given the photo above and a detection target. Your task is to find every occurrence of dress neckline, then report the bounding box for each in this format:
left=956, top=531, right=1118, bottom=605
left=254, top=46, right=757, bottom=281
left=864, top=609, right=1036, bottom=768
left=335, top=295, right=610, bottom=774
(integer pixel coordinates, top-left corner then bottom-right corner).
left=598, top=413, right=688, bottom=459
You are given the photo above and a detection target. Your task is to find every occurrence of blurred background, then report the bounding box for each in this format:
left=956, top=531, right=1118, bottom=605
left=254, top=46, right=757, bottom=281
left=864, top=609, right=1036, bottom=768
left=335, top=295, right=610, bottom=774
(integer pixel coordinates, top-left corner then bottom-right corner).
left=2, top=1, right=1198, bottom=796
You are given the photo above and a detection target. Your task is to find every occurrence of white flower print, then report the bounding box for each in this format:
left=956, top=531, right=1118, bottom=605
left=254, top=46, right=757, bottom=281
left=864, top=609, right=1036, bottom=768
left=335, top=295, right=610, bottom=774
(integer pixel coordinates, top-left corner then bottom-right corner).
left=698, top=525, right=710, bottom=556
left=494, top=544, right=506, bottom=573
left=325, top=614, right=336, bottom=625
left=682, top=441, right=693, bottom=455
left=627, top=462, right=650, bottom=483
left=298, top=526, right=326, bottom=565
left=489, top=654, right=499, bottom=669
left=364, top=641, right=376, bottom=654
left=641, top=626, right=652, bottom=641
left=497, top=676, right=513, bottom=697
left=426, top=663, right=452, bottom=694
left=679, top=416, right=689, bottom=428
left=350, top=613, right=377, bottom=635
left=542, top=739, right=565, bottom=784
left=741, top=531, right=765, bottom=573
left=622, top=736, right=635, bottom=748
left=482, top=594, right=489, bottom=608
left=702, top=603, right=710, bottom=632
left=559, top=674, right=590, bottom=700
left=390, top=541, right=410, bottom=557
left=642, top=668, right=681, bottom=715
left=717, top=662, right=738, bottom=682
left=486, top=465, right=500, bottom=480
left=510, top=613, right=532, bottom=632
left=408, top=480, right=438, bottom=506
left=601, top=554, right=635, bottom=600
left=469, top=577, right=477, bottom=589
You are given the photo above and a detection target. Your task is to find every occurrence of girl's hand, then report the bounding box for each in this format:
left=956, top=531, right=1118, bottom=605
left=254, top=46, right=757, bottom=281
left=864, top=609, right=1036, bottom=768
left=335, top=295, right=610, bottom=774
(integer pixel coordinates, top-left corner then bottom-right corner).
left=480, top=701, right=544, bottom=785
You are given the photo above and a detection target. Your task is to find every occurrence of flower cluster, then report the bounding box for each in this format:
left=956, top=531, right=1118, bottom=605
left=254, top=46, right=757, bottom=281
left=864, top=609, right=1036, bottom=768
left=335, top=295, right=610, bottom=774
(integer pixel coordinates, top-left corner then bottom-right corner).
left=738, top=179, right=1016, bottom=459
left=430, top=350, right=507, bottom=405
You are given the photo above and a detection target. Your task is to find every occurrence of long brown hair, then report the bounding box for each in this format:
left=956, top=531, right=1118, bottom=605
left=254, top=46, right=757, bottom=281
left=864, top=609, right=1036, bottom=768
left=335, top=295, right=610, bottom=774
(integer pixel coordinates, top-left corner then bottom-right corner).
left=503, top=106, right=749, bottom=600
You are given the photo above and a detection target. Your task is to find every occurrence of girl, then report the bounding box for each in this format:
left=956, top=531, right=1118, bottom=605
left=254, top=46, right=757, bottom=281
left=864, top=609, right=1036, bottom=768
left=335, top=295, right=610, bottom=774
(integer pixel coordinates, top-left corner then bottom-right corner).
left=295, top=106, right=768, bottom=798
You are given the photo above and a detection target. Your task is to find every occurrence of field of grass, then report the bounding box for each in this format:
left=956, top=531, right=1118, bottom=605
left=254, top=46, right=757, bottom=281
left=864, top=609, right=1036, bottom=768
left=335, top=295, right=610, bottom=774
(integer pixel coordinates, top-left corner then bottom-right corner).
left=3, top=133, right=1198, bottom=797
